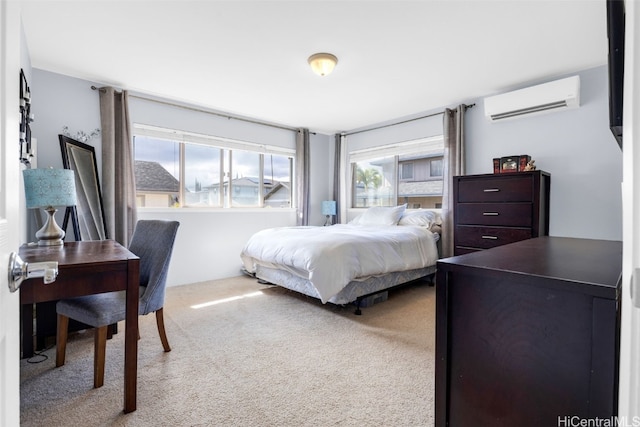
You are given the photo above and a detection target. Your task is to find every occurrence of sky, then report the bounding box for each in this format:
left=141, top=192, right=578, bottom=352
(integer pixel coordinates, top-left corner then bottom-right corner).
left=134, top=136, right=291, bottom=191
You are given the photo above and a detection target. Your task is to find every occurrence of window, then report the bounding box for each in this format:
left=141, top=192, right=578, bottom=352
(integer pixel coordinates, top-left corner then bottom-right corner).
left=353, top=156, right=395, bottom=207
left=401, top=162, right=414, bottom=180
left=133, top=124, right=294, bottom=208
left=350, top=136, right=444, bottom=209
left=430, top=159, right=443, bottom=177
left=134, top=136, right=180, bottom=208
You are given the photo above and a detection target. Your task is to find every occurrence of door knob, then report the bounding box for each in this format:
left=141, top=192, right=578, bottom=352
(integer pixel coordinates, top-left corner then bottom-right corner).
left=8, top=252, right=58, bottom=293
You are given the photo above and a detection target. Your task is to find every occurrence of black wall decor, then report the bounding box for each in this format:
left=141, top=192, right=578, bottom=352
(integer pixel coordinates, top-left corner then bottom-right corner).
left=20, top=69, right=33, bottom=165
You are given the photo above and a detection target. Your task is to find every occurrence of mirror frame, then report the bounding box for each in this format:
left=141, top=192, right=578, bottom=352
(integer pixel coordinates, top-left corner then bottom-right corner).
left=59, top=134, right=109, bottom=241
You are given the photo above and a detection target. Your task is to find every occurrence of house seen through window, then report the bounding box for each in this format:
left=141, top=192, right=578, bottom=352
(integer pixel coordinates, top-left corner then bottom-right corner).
left=133, top=125, right=294, bottom=208
left=350, top=136, right=444, bottom=209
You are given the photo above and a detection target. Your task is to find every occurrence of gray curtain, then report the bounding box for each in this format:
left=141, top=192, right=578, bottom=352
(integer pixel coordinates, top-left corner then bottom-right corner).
left=333, top=133, right=342, bottom=224
left=295, top=128, right=310, bottom=226
left=441, top=105, right=466, bottom=258
left=99, top=87, right=137, bottom=246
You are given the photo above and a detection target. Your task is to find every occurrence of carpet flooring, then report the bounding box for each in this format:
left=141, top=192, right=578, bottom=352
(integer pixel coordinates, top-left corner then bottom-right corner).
left=20, top=275, right=435, bottom=426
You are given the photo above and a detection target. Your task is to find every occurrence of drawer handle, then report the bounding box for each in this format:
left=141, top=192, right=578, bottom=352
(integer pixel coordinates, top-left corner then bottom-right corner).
left=481, top=235, right=498, bottom=240
left=482, top=212, right=499, bottom=216
left=483, top=188, right=500, bottom=192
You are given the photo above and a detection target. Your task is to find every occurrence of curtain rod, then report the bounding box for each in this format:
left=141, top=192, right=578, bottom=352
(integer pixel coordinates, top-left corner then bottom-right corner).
left=91, top=86, right=473, bottom=137
left=90, top=86, right=299, bottom=133
left=343, top=103, right=475, bottom=136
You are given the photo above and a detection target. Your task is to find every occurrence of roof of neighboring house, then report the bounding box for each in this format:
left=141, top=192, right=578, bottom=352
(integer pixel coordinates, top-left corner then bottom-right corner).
left=233, top=177, right=280, bottom=187
left=202, top=177, right=289, bottom=190
left=233, top=177, right=261, bottom=187
left=398, top=180, right=443, bottom=196
left=135, top=160, right=180, bottom=192
left=265, top=182, right=291, bottom=200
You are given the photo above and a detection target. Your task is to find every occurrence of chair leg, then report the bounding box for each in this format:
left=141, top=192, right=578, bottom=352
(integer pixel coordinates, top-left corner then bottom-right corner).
left=93, top=326, right=108, bottom=388
left=155, top=308, right=171, bottom=352
left=56, top=314, right=69, bottom=367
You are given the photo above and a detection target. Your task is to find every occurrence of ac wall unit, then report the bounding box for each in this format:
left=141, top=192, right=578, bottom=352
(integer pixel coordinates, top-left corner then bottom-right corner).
left=484, top=75, right=580, bottom=122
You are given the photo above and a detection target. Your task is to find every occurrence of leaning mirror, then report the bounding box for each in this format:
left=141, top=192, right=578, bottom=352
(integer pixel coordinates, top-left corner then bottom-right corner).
left=59, top=134, right=109, bottom=241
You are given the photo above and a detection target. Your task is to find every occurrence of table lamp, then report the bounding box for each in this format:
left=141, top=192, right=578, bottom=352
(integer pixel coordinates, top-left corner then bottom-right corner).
left=321, top=200, right=336, bottom=226
left=23, top=168, right=77, bottom=246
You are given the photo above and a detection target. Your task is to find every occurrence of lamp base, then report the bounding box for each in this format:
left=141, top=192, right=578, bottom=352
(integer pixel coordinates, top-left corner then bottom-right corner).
left=324, top=215, right=333, bottom=226
left=35, top=206, right=66, bottom=246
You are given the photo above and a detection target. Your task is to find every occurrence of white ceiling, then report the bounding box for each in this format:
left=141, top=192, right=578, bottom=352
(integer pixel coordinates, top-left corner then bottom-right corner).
left=20, top=0, right=608, bottom=135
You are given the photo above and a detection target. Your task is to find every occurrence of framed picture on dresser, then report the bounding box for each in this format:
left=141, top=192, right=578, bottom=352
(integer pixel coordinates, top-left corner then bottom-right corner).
left=492, top=155, right=532, bottom=173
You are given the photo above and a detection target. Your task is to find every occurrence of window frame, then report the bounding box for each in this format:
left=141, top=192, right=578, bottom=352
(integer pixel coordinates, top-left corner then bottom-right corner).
left=348, top=135, right=444, bottom=209
left=429, top=158, right=443, bottom=178
left=133, top=124, right=295, bottom=209
left=400, top=162, right=414, bottom=180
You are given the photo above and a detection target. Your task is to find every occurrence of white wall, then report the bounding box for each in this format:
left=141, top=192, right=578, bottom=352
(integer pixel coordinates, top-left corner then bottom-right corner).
left=129, top=95, right=296, bottom=150
left=308, top=131, right=334, bottom=225
left=29, top=70, right=102, bottom=171
left=346, top=110, right=444, bottom=152
left=137, top=208, right=297, bottom=285
left=466, top=66, right=622, bottom=241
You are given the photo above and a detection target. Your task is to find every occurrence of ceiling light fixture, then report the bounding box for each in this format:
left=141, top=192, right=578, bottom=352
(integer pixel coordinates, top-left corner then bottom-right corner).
left=308, top=53, right=338, bottom=77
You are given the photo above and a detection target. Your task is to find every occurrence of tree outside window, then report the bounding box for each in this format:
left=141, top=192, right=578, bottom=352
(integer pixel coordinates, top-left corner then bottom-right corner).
left=350, top=137, right=444, bottom=209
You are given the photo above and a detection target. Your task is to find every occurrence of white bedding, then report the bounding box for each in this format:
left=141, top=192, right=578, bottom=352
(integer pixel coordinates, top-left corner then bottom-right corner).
left=240, top=224, right=439, bottom=303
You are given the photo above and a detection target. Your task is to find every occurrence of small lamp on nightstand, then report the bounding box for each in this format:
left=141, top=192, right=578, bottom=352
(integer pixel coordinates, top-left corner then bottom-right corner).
left=321, top=200, right=336, bottom=226
left=23, top=168, right=77, bottom=246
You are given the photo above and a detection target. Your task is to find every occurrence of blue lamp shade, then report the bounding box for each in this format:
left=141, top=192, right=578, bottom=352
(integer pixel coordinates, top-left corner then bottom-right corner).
left=23, top=168, right=77, bottom=208
left=321, top=200, right=336, bottom=216
left=23, top=168, right=77, bottom=246
left=322, top=200, right=336, bottom=226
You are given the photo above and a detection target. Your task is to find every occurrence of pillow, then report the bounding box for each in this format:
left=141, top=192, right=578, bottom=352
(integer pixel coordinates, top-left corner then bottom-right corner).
left=350, top=204, right=407, bottom=226
left=398, top=209, right=442, bottom=230
left=348, top=214, right=364, bottom=225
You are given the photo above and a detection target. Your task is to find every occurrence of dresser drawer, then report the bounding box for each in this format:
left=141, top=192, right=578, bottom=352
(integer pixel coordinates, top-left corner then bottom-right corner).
left=453, top=246, right=481, bottom=256
left=457, top=175, right=533, bottom=203
left=455, top=226, right=532, bottom=249
left=456, top=203, right=533, bottom=227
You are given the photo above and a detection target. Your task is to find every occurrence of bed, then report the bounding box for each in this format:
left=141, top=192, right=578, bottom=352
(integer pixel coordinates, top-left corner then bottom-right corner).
left=240, top=205, right=441, bottom=310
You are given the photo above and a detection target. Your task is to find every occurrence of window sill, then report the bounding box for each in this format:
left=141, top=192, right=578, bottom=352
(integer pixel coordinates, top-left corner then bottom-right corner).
left=137, top=207, right=296, bottom=214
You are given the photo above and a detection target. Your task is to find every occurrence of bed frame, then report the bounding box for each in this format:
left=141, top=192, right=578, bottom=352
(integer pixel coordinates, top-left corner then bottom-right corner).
left=253, top=264, right=437, bottom=314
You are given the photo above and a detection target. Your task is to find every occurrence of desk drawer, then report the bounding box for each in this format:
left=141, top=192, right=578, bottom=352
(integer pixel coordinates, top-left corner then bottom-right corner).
left=455, top=226, right=532, bottom=249
left=456, top=203, right=533, bottom=227
left=457, top=175, right=533, bottom=203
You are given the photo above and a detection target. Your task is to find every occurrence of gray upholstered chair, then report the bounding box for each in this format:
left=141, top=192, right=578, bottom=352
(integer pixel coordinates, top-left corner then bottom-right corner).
left=55, top=220, right=180, bottom=388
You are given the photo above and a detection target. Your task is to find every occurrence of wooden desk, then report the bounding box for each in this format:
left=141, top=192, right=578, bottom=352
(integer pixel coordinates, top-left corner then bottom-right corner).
left=19, top=240, right=140, bottom=413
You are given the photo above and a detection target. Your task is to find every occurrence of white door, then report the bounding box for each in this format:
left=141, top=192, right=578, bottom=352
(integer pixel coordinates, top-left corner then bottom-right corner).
left=0, top=1, right=24, bottom=426
left=619, top=0, right=640, bottom=419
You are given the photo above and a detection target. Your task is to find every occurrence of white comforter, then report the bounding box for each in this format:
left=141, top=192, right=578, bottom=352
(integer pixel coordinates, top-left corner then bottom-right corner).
left=240, top=224, right=439, bottom=303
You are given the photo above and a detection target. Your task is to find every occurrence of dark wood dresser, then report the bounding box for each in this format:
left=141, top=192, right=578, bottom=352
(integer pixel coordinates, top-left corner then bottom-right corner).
left=435, top=237, right=622, bottom=427
left=453, top=170, right=550, bottom=255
